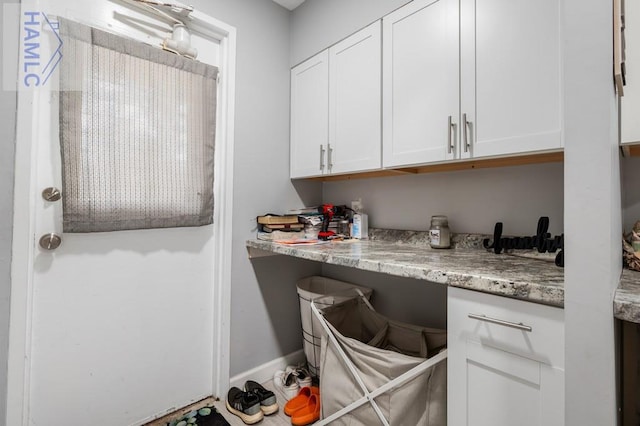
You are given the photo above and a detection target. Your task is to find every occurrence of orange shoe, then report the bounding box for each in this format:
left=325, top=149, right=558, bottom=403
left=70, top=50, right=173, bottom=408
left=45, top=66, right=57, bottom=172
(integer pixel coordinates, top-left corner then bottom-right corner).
left=284, top=386, right=320, bottom=416
left=291, top=393, right=320, bottom=426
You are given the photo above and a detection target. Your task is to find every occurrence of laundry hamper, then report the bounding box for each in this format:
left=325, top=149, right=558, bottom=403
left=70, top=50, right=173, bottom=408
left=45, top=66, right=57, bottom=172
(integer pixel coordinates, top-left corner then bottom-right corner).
left=296, top=276, right=373, bottom=376
left=313, top=293, right=447, bottom=426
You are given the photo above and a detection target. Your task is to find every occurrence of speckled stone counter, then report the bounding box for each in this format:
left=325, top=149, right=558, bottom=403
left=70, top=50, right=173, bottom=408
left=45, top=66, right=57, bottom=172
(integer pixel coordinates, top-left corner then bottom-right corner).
left=247, top=229, right=565, bottom=307
left=614, top=269, right=640, bottom=323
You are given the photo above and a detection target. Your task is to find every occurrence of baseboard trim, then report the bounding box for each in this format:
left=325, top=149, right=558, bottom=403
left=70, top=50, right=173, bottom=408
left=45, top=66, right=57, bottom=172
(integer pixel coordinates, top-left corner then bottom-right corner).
left=229, top=349, right=305, bottom=390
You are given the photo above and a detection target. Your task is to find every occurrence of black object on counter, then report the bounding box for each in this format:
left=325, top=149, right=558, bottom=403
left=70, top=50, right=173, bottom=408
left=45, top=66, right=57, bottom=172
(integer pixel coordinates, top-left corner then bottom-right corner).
left=483, top=217, right=564, bottom=268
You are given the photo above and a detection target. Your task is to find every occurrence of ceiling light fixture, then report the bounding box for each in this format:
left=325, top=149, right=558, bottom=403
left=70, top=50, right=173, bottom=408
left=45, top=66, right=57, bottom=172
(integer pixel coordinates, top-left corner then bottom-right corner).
left=132, top=0, right=198, bottom=59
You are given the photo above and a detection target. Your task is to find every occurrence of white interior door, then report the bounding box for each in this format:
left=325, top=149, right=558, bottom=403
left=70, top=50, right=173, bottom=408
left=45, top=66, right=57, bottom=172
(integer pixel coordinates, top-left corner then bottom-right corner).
left=10, top=1, right=230, bottom=425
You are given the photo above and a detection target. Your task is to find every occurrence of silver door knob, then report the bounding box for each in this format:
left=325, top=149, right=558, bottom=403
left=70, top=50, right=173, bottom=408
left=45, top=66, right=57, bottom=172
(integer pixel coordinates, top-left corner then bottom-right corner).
left=39, top=233, right=62, bottom=250
left=42, top=187, right=62, bottom=202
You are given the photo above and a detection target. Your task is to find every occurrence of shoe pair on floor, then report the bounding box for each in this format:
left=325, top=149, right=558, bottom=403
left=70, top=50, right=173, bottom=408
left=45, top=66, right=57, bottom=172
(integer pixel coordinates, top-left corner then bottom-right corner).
left=273, top=365, right=313, bottom=400
left=284, top=386, right=321, bottom=426
left=226, top=381, right=278, bottom=425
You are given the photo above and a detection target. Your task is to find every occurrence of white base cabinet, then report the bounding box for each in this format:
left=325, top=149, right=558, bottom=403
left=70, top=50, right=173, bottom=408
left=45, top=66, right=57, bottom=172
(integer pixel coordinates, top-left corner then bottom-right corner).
left=448, top=287, right=565, bottom=426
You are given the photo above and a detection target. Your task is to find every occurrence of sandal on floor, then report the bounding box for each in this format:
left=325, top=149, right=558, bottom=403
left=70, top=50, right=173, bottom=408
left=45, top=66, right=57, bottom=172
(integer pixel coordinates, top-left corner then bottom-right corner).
left=291, top=393, right=320, bottom=426
left=284, top=386, right=320, bottom=417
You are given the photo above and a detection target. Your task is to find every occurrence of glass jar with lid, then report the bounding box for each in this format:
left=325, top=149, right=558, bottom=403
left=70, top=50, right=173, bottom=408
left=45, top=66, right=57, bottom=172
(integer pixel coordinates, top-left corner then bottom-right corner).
left=429, top=215, right=451, bottom=249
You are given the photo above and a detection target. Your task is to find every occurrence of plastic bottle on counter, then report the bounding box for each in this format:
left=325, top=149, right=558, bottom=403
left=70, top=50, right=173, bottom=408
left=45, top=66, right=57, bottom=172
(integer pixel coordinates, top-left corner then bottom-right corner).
left=429, top=215, right=450, bottom=249
left=350, top=199, right=368, bottom=239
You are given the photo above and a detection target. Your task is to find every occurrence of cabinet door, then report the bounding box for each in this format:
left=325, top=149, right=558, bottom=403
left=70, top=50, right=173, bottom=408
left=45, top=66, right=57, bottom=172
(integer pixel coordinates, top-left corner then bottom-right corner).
left=329, top=22, right=381, bottom=175
left=461, top=342, right=564, bottom=426
left=290, top=51, right=329, bottom=178
left=448, top=287, right=564, bottom=426
left=382, top=0, right=459, bottom=168
left=621, top=0, right=640, bottom=145
left=460, top=0, right=562, bottom=159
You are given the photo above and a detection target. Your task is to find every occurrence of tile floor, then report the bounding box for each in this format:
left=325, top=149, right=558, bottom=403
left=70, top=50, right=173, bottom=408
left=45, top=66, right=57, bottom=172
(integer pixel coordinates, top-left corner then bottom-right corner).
left=145, top=379, right=295, bottom=426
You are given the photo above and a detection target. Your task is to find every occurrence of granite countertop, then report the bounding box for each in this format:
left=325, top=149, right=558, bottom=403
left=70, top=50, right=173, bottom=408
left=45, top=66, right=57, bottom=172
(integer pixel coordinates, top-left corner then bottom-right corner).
left=247, top=229, right=565, bottom=307
left=614, top=269, right=640, bottom=323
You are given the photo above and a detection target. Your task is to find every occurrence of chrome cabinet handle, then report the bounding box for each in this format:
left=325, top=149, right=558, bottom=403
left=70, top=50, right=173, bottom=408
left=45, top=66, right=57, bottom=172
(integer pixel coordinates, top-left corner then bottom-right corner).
left=468, top=313, right=532, bottom=332
left=463, top=113, right=471, bottom=153
left=327, top=143, right=333, bottom=171
left=320, top=144, right=325, bottom=171
left=447, top=116, right=455, bottom=154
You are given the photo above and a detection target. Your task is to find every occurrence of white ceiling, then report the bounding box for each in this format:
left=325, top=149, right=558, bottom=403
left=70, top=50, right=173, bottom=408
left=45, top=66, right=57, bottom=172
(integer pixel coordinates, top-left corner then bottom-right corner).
left=272, top=0, right=306, bottom=11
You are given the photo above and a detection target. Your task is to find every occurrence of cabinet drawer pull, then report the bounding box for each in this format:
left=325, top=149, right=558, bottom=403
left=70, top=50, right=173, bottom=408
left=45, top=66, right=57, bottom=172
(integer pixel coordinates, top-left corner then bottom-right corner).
left=468, top=313, right=532, bottom=332
left=327, top=143, right=333, bottom=171
left=320, top=144, right=325, bottom=171
left=462, top=113, right=470, bottom=153
left=447, top=115, right=455, bottom=154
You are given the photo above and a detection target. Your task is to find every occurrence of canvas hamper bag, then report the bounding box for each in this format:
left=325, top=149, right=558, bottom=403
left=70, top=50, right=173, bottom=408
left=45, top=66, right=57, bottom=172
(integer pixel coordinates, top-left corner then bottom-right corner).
left=319, top=297, right=447, bottom=426
left=297, top=276, right=373, bottom=376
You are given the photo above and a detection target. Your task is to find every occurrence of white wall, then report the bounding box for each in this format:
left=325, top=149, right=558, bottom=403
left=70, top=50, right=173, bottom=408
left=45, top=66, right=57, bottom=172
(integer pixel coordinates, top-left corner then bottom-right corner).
left=563, top=0, right=620, bottom=424
left=0, top=0, right=19, bottom=422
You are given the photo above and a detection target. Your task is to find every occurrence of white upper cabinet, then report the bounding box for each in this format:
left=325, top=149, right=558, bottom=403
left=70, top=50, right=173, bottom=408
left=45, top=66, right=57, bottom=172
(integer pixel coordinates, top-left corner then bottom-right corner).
left=290, top=22, right=381, bottom=179
left=621, top=0, right=640, bottom=145
left=383, top=0, right=459, bottom=168
left=294, top=0, right=564, bottom=177
left=383, top=0, right=562, bottom=168
left=329, top=22, right=382, bottom=175
left=290, top=50, right=329, bottom=178
left=460, top=0, right=563, bottom=159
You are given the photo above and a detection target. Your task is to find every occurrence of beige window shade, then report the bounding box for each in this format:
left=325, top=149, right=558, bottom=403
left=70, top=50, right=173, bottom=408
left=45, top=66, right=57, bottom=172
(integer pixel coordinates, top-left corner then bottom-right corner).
left=58, top=18, right=218, bottom=233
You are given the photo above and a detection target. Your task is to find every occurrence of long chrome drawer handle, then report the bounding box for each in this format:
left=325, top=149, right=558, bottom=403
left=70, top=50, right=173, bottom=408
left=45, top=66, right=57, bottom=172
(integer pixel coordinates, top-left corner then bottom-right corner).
left=468, top=313, right=532, bottom=332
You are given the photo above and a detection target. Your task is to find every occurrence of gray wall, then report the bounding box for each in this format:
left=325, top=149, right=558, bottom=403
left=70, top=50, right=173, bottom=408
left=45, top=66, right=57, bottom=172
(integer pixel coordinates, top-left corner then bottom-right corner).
left=291, top=0, right=411, bottom=66
left=0, top=0, right=18, bottom=421
left=194, top=0, right=322, bottom=377
left=324, top=163, right=564, bottom=236
left=322, top=264, right=447, bottom=329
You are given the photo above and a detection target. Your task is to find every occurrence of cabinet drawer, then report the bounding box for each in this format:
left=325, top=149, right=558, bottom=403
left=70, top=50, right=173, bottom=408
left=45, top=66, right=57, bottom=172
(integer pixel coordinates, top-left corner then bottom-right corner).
left=448, top=287, right=564, bottom=368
